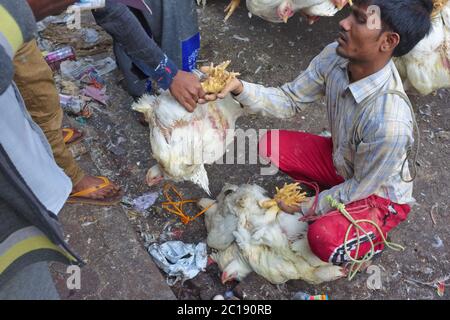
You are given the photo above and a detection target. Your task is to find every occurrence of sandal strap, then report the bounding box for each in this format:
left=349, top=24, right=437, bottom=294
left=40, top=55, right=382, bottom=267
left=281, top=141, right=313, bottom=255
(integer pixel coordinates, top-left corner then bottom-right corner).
left=70, top=176, right=111, bottom=197
left=62, top=128, right=75, bottom=143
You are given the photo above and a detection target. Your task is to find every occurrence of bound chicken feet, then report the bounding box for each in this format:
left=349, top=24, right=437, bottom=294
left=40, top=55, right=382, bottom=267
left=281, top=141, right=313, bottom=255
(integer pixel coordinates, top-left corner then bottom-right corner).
left=225, top=0, right=241, bottom=21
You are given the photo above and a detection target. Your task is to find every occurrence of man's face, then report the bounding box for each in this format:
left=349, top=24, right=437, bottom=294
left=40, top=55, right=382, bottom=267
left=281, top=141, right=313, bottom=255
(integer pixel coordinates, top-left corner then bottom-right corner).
left=336, top=4, right=387, bottom=62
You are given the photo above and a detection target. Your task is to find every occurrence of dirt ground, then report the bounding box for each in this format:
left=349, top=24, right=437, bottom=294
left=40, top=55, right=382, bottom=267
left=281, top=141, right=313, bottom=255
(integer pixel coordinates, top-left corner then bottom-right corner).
left=49, top=1, right=449, bottom=300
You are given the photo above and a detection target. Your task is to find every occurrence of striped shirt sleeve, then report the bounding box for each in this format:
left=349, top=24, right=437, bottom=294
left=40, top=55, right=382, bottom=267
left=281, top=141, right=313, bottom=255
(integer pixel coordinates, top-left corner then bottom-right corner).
left=234, top=43, right=339, bottom=118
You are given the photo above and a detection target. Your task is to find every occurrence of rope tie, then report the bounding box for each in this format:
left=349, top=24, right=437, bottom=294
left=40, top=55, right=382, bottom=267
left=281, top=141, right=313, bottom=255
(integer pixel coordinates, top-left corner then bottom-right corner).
left=161, top=184, right=213, bottom=225
left=326, top=195, right=405, bottom=280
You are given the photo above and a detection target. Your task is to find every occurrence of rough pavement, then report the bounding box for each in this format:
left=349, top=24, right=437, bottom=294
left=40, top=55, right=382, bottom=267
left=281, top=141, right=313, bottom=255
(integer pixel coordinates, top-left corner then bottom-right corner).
left=48, top=1, right=449, bottom=300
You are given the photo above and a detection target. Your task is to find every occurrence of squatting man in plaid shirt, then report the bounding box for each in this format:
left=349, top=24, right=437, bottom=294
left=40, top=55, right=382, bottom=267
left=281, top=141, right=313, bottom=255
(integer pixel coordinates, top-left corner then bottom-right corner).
left=200, top=0, right=433, bottom=265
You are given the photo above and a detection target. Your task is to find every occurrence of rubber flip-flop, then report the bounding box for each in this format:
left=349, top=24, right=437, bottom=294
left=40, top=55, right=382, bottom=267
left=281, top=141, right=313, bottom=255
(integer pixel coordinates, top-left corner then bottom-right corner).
left=67, top=176, right=123, bottom=206
left=63, top=128, right=84, bottom=145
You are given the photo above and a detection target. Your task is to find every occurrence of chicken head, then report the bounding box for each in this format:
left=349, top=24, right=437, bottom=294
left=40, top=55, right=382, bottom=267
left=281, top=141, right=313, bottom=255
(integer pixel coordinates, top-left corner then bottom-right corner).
left=277, top=0, right=295, bottom=22
left=146, top=164, right=164, bottom=186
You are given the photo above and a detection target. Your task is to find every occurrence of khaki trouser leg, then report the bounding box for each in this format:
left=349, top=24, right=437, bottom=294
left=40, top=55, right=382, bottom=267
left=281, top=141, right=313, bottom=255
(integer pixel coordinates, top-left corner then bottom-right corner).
left=13, top=40, right=85, bottom=186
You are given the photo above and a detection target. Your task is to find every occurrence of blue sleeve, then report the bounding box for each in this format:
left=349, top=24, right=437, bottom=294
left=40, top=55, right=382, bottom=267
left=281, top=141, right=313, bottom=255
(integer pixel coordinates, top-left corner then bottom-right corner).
left=93, top=0, right=178, bottom=90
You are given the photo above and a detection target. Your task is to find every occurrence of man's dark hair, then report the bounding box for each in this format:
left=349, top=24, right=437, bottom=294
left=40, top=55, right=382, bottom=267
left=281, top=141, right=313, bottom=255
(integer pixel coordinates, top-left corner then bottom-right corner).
left=355, top=0, right=433, bottom=56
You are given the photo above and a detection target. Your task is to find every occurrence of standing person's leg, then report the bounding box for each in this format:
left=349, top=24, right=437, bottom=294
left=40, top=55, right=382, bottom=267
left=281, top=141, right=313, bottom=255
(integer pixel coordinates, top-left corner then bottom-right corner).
left=13, top=40, right=121, bottom=205
left=142, top=0, right=200, bottom=71
left=13, top=39, right=85, bottom=187
left=258, top=130, right=344, bottom=189
left=113, top=41, right=147, bottom=98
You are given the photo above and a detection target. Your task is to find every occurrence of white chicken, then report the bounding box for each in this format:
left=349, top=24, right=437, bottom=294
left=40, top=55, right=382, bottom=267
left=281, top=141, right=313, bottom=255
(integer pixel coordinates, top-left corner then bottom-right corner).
left=199, top=184, right=346, bottom=284
left=394, top=0, right=450, bottom=95
left=246, top=0, right=346, bottom=24
left=198, top=0, right=348, bottom=24
left=210, top=242, right=253, bottom=283
left=132, top=92, right=243, bottom=195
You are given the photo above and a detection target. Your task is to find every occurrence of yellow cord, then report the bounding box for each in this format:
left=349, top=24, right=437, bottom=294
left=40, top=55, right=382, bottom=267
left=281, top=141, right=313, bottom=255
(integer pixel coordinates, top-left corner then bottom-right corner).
left=161, top=184, right=213, bottom=225
left=325, top=196, right=405, bottom=280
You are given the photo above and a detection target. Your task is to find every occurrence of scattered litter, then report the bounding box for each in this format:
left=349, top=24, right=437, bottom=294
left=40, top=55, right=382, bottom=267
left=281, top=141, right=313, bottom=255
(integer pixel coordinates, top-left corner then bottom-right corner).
left=68, top=143, right=88, bottom=159
left=82, top=28, right=100, bottom=44
left=432, top=235, right=443, bottom=248
left=75, top=116, right=87, bottom=125
left=254, top=66, right=262, bottom=74
left=59, top=94, right=83, bottom=114
left=60, top=60, right=103, bottom=87
left=80, top=218, right=98, bottom=227
left=126, top=210, right=139, bottom=220
left=436, top=130, right=450, bottom=142
left=36, top=22, right=48, bottom=33
left=419, top=104, right=432, bottom=116
left=233, top=35, right=250, bottom=42
left=108, top=144, right=127, bottom=156
left=80, top=69, right=105, bottom=88
left=37, top=16, right=67, bottom=33
left=70, top=0, right=106, bottom=11
left=213, top=295, right=225, bottom=300
left=148, top=241, right=207, bottom=285
left=423, top=267, right=434, bottom=275
left=437, top=281, right=446, bottom=297
left=141, top=232, right=158, bottom=248
left=319, top=130, right=332, bottom=137
left=37, top=38, right=54, bottom=52
left=405, top=274, right=450, bottom=297
left=430, top=203, right=439, bottom=225
left=82, top=86, right=108, bottom=105
left=159, top=221, right=184, bottom=242
left=81, top=221, right=97, bottom=227
left=132, top=192, right=158, bottom=213
left=44, top=46, right=77, bottom=71
left=60, top=80, right=80, bottom=96
left=106, top=136, right=127, bottom=156
left=223, top=290, right=240, bottom=300
left=292, top=291, right=329, bottom=300
left=92, top=57, right=117, bottom=76
left=121, top=196, right=134, bottom=207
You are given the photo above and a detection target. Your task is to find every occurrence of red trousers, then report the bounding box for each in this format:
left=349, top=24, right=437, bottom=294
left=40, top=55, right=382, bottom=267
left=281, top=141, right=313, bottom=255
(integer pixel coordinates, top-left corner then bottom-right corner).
left=259, top=130, right=410, bottom=264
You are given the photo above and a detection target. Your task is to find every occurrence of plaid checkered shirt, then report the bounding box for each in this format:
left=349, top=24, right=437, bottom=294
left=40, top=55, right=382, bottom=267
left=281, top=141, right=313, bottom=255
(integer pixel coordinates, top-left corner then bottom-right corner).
left=234, top=42, right=415, bottom=214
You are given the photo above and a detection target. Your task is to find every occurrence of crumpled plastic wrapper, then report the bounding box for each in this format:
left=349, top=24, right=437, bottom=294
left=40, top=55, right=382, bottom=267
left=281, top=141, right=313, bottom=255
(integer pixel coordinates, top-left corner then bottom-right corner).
left=132, top=192, right=158, bottom=213
left=148, top=241, right=207, bottom=285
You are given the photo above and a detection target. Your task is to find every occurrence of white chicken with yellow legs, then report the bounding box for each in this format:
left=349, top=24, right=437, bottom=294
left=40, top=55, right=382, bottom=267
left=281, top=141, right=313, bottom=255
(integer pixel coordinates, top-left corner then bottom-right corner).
left=132, top=63, right=243, bottom=195
left=199, top=184, right=346, bottom=284
left=198, top=0, right=348, bottom=23
left=394, top=0, right=450, bottom=95
left=133, top=93, right=242, bottom=195
left=246, top=0, right=348, bottom=24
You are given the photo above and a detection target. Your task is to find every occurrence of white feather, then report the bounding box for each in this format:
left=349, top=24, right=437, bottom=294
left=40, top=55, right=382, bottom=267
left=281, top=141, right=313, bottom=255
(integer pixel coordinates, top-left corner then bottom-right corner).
left=394, top=2, right=450, bottom=95
left=205, top=184, right=346, bottom=284
left=132, top=91, right=244, bottom=194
